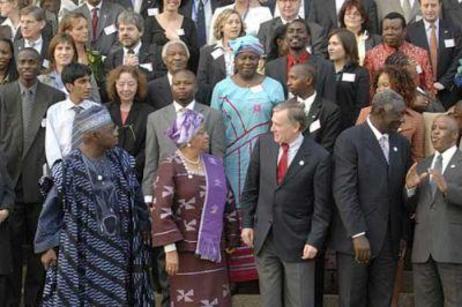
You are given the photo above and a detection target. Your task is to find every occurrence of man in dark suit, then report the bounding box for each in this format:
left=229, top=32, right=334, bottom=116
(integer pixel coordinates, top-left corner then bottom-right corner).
left=308, top=0, right=378, bottom=34
left=14, top=6, right=50, bottom=68
left=241, top=101, right=331, bottom=307
left=104, top=11, right=155, bottom=80
left=330, top=89, right=412, bottom=307
left=287, top=63, right=340, bottom=152
left=266, top=19, right=336, bottom=102
left=257, top=0, right=327, bottom=56
left=146, top=40, right=190, bottom=110
left=143, top=69, right=225, bottom=307
left=0, top=48, right=65, bottom=307
left=0, top=150, right=14, bottom=307
left=406, top=0, right=462, bottom=108
left=73, top=0, right=124, bottom=56
left=405, top=114, right=462, bottom=307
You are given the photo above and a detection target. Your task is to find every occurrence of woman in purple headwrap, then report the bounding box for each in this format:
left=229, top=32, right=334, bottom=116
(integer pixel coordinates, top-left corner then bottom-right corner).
left=151, top=109, right=240, bottom=307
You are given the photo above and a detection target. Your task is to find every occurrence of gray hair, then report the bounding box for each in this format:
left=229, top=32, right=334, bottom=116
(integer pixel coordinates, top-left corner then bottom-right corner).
left=117, top=10, right=144, bottom=33
left=20, top=5, right=46, bottom=21
left=434, top=114, right=459, bottom=134
left=161, top=40, right=190, bottom=60
left=273, top=100, right=306, bottom=131
left=371, top=89, right=406, bottom=114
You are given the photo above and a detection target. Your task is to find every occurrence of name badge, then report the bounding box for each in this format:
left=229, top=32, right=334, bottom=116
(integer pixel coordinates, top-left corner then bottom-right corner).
left=445, top=39, right=455, bottom=48
left=309, top=119, right=321, bottom=133
left=176, top=28, right=185, bottom=36
left=140, top=63, right=153, bottom=72
left=104, top=24, right=117, bottom=35
left=41, top=118, right=46, bottom=128
left=147, top=8, right=158, bottom=16
left=211, top=48, right=224, bottom=60
left=342, top=73, right=356, bottom=82
left=416, top=65, right=423, bottom=74
left=250, top=85, right=263, bottom=93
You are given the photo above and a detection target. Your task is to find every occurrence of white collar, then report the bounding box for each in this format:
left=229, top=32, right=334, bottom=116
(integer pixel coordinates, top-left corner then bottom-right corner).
left=298, top=91, right=316, bottom=106
left=434, top=145, right=457, bottom=161
left=280, top=15, right=302, bottom=25
left=26, top=35, right=43, bottom=46
left=86, top=1, right=102, bottom=12
left=367, top=116, right=389, bottom=141
left=123, top=41, right=142, bottom=55
left=167, top=72, right=173, bottom=85
left=285, top=132, right=304, bottom=148
left=173, top=100, right=195, bottom=112
left=423, top=18, right=439, bottom=31
left=64, top=98, right=95, bottom=110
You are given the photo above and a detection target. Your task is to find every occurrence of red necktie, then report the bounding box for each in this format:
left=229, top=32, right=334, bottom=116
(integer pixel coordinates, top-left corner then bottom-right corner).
left=91, top=8, right=99, bottom=41
left=277, top=143, right=289, bottom=184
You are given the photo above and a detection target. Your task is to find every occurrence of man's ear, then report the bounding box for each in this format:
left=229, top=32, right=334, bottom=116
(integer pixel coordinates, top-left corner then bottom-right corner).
left=64, top=82, right=73, bottom=93
left=39, top=20, right=46, bottom=31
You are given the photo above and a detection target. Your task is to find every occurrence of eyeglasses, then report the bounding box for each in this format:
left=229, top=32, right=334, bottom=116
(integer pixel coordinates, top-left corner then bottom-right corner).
left=345, top=12, right=362, bottom=18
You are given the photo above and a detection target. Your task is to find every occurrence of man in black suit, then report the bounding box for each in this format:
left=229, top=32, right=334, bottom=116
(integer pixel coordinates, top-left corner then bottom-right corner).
left=308, top=0, right=378, bottom=34
left=104, top=11, right=155, bottom=80
left=13, top=6, right=50, bottom=68
left=0, top=48, right=65, bottom=307
left=241, top=101, right=331, bottom=307
left=265, top=19, right=336, bottom=102
left=405, top=114, right=462, bottom=307
left=330, top=89, right=412, bottom=307
left=406, top=0, right=462, bottom=108
left=257, top=0, right=327, bottom=56
left=287, top=63, right=340, bottom=152
left=146, top=40, right=190, bottom=110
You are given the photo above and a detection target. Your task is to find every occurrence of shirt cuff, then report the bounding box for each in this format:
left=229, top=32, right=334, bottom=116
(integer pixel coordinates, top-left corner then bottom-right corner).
left=144, top=195, right=153, bottom=203
left=164, top=243, right=177, bottom=253
left=352, top=232, right=366, bottom=239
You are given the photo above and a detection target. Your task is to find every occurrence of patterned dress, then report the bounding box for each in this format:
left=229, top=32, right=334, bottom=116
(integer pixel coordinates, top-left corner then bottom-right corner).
left=35, top=147, right=154, bottom=306
left=210, top=76, right=284, bottom=282
left=151, top=153, right=240, bottom=307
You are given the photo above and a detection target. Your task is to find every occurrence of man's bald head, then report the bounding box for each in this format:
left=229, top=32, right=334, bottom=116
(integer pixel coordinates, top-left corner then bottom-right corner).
left=431, top=115, right=460, bottom=152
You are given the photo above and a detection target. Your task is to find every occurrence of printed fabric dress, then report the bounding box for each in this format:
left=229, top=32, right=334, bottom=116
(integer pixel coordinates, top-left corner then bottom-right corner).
left=151, top=153, right=240, bottom=307
left=34, top=147, right=154, bottom=306
left=210, top=76, right=284, bottom=281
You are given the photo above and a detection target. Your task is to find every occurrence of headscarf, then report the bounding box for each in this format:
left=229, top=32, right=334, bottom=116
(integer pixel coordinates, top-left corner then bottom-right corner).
left=166, top=109, right=205, bottom=146
left=72, top=105, right=113, bottom=149
left=229, top=35, right=264, bottom=57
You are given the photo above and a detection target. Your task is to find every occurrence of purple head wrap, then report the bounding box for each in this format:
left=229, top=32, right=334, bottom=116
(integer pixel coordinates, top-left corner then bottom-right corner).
left=166, top=109, right=205, bottom=146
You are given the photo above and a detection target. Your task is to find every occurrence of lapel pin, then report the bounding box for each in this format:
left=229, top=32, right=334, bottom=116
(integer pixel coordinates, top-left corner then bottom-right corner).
left=312, top=115, right=316, bottom=118
left=451, top=164, right=456, bottom=169
left=299, top=160, right=305, bottom=166
left=393, top=147, right=398, bottom=152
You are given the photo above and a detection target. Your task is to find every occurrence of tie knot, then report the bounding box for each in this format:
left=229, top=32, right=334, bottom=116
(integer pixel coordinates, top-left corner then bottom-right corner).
left=127, top=48, right=135, bottom=54
left=281, top=143, right=289, bottom=151
left=92, top=7, right=98, bottom=12
left=72, top=105, right=84, bottom=114
left=430, top=22, right=436, bottom=29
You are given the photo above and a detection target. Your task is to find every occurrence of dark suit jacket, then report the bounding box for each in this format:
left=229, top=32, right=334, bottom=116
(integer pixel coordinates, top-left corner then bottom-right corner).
left=409, top=149, right=462, bottom=264
left=241, top=133, right=331, bottom=262
left=179, top=0, right=228, bottom=17
left=146, top=76, right=172, bottom=110
left=196, top=44, right=227, bottom=104
left=73, top=0, right=125, bottom=56
left=443, top=0, right=462, bottom=32
left=257, top=18, right=327, bottom=56
left=0, top=81, right=65, bottom=203
left=13, top=37, right=51, bottom=68
left=265, top=55, right=337, bottom=102
left=308, top=0, right=378, bottom=34
left=106, top=101, right=155, bottom=181
left=103, top=43, right=156, bottom=80
left=334, top=63, right=370, bottom=130
left=0, top=150, right=14, bottom=275
left=365, top=32, right=382, bottom=51
left=330, top=123, right=411, bottom=257
left=303, top=95, right=341, bottom=152
left=406, top=19, right=462, bottom=105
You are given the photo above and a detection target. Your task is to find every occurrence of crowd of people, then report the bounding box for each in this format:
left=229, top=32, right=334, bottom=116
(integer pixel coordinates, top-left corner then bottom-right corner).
left=0, top=0, right=461, bottom=306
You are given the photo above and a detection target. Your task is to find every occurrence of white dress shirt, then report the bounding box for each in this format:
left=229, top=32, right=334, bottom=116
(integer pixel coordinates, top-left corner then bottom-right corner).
left=297, top=91, right=317, bottom=115
left=335, top=0, right=345, bottom=14
left=45, top=99, right=99, bottom=167
left=431, top=145, right=457, bottom=175
left=400, top=0, right=416, bottom=9
left=277, top=132, right=304, bottom=167
left=86, top=1, right=103, bottom=16
left=123, top=41, right=142, bottom=63
left=173, top=100, right=196, bottom=113
left=423, top=18, right=440, bottom=45
left=25, top=35, right=43, bottom=54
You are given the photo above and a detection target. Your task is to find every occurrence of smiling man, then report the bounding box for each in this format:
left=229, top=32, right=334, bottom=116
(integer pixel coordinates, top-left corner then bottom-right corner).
left=45, top=62, right=99, bottom=168
left=405, top=114, right=462, bottom=307
left=0, top=48, right=65, bottom=306
left=364, top=12, right=435, bottom=95
left=265, top=19, right=336, bottom=101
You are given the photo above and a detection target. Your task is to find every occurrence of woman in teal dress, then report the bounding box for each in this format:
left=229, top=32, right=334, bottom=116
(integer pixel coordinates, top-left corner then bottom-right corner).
left=210, top=35, right=284, bottom=282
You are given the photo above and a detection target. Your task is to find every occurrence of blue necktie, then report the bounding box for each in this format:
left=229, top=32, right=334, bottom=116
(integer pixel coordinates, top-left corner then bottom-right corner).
left=196, top=0, right=206, bottom=46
